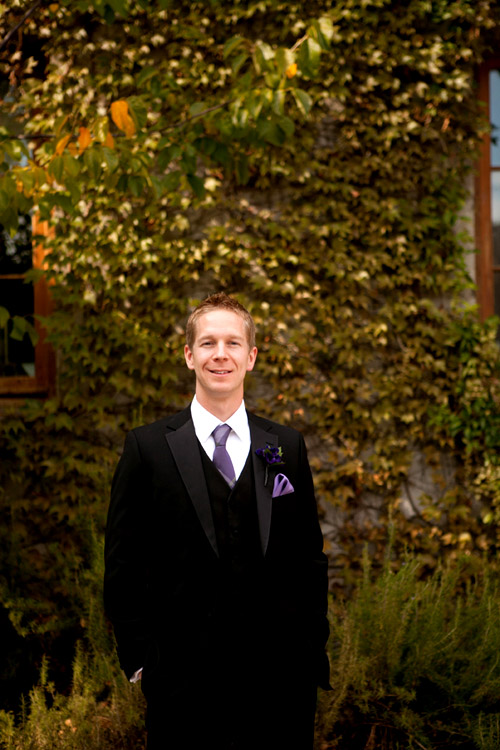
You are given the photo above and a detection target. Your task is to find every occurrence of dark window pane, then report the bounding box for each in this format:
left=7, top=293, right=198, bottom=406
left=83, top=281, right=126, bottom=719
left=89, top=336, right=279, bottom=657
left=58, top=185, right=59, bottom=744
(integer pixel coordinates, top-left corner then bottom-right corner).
left=0, top=214, right=33, bottom=274
left=491, top=70, right=500, bottom=168
left=493, top=172, right=500, bottom=266
left=0, top=279, right=34, bottom=377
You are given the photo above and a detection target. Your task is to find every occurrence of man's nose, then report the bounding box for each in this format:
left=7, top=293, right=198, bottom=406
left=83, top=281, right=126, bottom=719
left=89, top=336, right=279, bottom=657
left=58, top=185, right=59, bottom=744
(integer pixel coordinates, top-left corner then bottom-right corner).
left=214, top=342, right=228, bottom=358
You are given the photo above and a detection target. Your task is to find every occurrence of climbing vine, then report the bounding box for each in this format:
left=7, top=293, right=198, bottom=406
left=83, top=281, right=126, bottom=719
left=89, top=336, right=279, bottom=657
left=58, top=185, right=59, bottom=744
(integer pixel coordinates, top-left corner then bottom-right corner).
left=1, top=0, right=500, bottom=703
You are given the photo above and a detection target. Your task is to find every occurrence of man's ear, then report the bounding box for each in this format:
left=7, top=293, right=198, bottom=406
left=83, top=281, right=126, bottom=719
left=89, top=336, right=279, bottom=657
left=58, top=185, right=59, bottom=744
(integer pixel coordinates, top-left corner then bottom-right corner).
left=246, top=346, right=258, bottom=372
left=184, top=344, right=195, bottom=370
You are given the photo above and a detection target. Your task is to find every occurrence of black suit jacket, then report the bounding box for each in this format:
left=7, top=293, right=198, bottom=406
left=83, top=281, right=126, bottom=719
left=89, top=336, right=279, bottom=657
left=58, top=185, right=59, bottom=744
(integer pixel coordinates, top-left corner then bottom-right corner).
left=104, top=407, right=330, bottom=695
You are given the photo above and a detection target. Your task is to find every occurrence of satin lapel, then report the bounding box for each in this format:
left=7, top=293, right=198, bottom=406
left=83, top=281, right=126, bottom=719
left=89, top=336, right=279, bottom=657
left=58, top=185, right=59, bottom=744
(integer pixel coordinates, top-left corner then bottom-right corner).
left=165, top=419, right=219, bottom=557
left=249, top=420, right=278, bottom=557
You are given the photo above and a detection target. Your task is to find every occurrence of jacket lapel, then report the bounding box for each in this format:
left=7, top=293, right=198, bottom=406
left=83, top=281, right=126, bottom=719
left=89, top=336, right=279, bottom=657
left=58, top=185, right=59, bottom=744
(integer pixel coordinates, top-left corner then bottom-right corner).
left=165, top=416, right=219, bottom=558
left=249, top=418, right=278, bottom=557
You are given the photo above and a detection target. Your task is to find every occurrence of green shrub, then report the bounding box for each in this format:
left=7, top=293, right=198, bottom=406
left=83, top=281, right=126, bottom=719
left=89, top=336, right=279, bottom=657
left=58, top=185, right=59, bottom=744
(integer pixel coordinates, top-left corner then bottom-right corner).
left=0, top=526, right=146, bottom=750
left=4, top=547, right=500, bottom=750
left=0, top=648, right=145, bottom=750
left=317, top=551, right=500, bottom=750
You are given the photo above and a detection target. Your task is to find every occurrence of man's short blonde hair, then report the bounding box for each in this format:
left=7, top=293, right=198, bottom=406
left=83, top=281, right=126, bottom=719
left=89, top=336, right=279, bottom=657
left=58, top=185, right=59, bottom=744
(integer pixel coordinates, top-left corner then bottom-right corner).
left=185, top=293, right=256, bottom=350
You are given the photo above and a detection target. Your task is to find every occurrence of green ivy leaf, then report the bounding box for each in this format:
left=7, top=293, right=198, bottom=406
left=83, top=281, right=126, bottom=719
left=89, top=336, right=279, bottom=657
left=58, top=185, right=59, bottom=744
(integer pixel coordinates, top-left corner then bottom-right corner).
left=310, top=16, right=334, bottom=50
left=293, top=89, right=313, bottom=116
left=49, top=156, right=65, bottom=183
left=276, top=115, right=294, bottom=137
left=253, top=41, right=274, bottom=75
left=189, top=101, right=208, bottom=117
left=63, top=154, right=81, bottom=178
left=102, top=146, right=119, bottom=173
left=232, top=52, right=249, bottom=76
left=223, top=36, right=246, bottom=59
left=235, top=156, right=249, bottom=185
left=275, top=48, right=295, bottom=76
left=298, top=37, right=322, bottom=77
left=128, top=175, right=146, bottom=197
left=10, top=316, right=28, bottom=341
left=0, top=306, right=10, bottom=327
left=257, top=119, right=285, bottom=146
left=83, top=149, right=102, bottom=181
left=158, top=144, right=181, bottom=170
left=163, top=170, right=181, bottom=191
left=187, top=173, right=205, bottom=198
left=211, top=142, right=230, bottom=166
left=127, top=96, right=148, bottom=130
left=272, top=90, right=285, bottom=116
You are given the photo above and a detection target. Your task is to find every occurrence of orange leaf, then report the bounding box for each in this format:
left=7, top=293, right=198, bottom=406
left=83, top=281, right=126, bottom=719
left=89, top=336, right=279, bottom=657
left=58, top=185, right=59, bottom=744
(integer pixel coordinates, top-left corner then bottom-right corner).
left=285, top=62, right=297, bottom=79
left=110, top=100, right=135, bottom=137
left=55, top=134, right=71, bottom=156
left=78, top=126, right=92, bottom=152
left=104, top=131, right=115, bottom=149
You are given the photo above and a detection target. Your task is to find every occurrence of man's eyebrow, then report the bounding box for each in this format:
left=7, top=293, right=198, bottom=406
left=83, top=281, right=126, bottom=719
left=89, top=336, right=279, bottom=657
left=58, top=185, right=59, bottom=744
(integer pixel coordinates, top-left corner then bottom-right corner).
left=198, top=332, right=245, bottom=340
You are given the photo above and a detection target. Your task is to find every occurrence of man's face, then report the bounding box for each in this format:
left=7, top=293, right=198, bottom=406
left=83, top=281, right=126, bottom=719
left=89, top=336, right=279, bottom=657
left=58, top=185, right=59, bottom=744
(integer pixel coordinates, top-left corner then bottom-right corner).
left=184, top=309, right=257, bottom=406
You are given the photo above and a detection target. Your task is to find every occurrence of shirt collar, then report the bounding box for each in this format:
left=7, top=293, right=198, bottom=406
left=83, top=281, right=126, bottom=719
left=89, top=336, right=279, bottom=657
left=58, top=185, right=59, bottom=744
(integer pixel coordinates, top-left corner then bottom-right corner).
left=191, top=395, right=249, bottom=443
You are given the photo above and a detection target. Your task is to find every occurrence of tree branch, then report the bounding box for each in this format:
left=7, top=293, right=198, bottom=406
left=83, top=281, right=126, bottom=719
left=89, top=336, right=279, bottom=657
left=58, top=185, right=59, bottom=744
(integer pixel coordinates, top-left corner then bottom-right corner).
left=3, top=99, right=236, bottom=141
left=0, top=0, right=45, bottom=53
left=290, top=34, right=308, bottom=53
left=163, top=99, right=234, bottom=132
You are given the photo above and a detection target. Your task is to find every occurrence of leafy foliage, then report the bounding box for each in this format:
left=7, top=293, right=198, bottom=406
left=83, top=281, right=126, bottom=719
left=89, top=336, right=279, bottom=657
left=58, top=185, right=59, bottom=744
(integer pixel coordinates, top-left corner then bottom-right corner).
left=3, top=551, right=500, bottom=750
left=0, top=0, right=500, bottom=712
left=0, top=529, right=146, bottom=749
left=317, top=551, right=500, bottom=750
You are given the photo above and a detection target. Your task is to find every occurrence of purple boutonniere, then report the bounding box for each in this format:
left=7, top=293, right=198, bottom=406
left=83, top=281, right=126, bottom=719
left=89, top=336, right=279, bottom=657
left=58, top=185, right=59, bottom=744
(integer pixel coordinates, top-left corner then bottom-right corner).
left=255, top=443, right=294, bottom=497
left=255, top=443, right=284, bottom=485
left=256, top=443, right=285, bottom=466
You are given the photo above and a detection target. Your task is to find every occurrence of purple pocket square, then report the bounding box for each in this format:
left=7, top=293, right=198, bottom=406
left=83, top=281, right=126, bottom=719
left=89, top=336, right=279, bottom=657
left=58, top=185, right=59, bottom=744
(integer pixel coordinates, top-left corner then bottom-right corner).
left=272, top=473, right=295, bottom=498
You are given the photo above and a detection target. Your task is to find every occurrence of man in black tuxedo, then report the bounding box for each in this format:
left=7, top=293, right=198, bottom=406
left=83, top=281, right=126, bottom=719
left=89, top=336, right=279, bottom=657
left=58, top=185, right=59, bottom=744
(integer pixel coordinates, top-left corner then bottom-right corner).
left=104, top=293, right=330, bottom=749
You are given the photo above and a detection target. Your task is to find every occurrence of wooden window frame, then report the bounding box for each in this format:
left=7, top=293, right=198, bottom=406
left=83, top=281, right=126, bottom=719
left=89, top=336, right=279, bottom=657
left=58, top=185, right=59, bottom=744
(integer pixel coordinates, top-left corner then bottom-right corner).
left=475, top=57, right=500, bottom=321
left=0, top=214, right=55, bottom=398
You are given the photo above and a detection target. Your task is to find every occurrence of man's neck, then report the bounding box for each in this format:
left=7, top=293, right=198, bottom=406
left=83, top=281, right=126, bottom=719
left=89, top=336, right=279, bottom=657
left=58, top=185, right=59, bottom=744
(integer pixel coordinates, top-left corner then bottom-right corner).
left=194, top=392, right=244, bottom=422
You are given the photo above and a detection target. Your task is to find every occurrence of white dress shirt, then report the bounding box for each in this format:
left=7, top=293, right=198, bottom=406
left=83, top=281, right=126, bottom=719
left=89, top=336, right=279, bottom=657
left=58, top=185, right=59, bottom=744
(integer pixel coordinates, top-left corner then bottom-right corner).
left=190, top=395, right=251, bottom=480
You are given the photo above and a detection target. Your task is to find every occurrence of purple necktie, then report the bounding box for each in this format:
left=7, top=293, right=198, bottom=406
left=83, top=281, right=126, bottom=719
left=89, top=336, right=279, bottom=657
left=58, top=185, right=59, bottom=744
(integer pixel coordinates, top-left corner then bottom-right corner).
left=212, top=424, right=236, bottom=488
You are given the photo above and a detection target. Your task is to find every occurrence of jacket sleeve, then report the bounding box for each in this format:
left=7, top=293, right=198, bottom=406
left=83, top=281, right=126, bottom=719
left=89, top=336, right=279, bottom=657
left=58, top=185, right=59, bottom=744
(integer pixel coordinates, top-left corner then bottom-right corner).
left=104, top=430, right=151, bottom=679
left=298, top=433, right=331, bottom=690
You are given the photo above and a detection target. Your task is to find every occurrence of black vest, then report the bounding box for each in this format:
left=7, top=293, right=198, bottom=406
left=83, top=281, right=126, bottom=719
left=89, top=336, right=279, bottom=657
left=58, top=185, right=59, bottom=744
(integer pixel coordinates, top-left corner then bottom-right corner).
left=199, top=444, right=265, bottom=646
left=199, top=443, right=262, bottom=577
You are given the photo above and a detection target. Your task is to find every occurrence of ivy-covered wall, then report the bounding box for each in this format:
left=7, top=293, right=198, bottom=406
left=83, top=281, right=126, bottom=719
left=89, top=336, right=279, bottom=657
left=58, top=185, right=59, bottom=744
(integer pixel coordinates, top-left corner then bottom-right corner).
left=1, top=0, right=500, bottom=704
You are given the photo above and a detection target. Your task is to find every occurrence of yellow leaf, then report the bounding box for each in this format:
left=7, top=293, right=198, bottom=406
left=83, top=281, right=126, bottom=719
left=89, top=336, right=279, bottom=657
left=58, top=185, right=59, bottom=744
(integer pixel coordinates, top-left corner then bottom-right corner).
left=78, top=126, right=92, bottom=153
left=55, top=134, right=71, bottom=156
left=285, top=62, right=297, bottom=78
left=68, top=142, right=77, bottom=156
left=110, top=100, right=135, bottom=137
left=104, top=131, right=115, bottom=149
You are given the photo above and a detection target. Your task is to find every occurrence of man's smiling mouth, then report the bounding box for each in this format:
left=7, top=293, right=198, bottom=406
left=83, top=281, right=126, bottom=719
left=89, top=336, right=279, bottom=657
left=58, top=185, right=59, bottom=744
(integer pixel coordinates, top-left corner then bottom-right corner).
left=210, top=369, right=231, bottom=374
